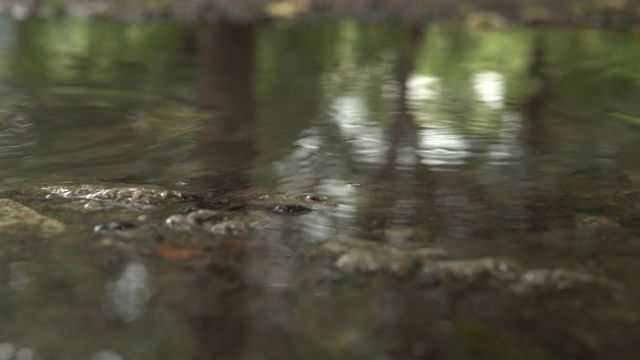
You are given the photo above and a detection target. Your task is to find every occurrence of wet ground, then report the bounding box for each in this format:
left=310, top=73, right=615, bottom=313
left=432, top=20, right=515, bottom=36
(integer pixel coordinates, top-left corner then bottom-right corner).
left=1, top=16, right=640, bottom=360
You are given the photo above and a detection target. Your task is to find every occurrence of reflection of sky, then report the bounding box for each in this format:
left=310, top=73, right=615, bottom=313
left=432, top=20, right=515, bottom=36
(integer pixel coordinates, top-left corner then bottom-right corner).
left=407, top=75, right=441, bottom=102
left=330, top=95, right=387, bottom=164
left=473, top=71, right=504, bottom=109
left=417, top=128, right=470, bottom=167
left=104, top=261, right=152, bottom=322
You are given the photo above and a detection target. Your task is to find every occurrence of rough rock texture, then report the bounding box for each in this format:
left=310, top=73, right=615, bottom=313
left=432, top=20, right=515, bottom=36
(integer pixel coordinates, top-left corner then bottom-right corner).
left=310, top=239, right=448, bottom=276
left=0, top=198, right=65, bottom=234
left=43, top=184, right=191, bottom=207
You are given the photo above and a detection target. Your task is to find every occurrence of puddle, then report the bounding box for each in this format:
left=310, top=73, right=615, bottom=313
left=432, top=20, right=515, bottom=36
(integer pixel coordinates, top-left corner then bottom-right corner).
left=0, top=18, right=640, bottom=359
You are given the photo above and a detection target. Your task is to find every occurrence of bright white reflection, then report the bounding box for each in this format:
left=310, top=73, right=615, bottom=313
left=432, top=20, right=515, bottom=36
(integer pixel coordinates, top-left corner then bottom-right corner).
left=473, top=71, right=504, bottom=109
left=417, top=128, right=470, bottom=166
left=330, top=95, right=386, bottom=164
left=104, top=261, right=152, bottom=322
left=407, top=75, right=441, bottom=102
left=0, top=343, right=15, bottom=360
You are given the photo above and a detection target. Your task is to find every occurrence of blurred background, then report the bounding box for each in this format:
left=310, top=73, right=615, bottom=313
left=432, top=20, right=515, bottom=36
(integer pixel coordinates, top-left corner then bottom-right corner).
left=1, top=1, right=640, bottom=360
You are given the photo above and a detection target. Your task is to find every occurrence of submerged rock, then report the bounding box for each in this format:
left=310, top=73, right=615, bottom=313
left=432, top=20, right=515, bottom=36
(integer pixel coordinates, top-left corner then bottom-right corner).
left=165, top=209, right=265, bottom=236
left=311, top=239, right=448, bottom=277
left=270, top=204, right=312, bottom=215
left=511, top=268, right=623, bottom=296
left=421, top=257, right=521, bottom=284
left=311, top=240, right=625, bottom=301
left=165, top=209, right=229, bottom=230
left=334, top=248, right=415, bottom=276
left=0, top=198, right=65, bottom=234
left=94, top=222, right=135, bottom=234
left=297, top=194, right=329, bottom=202
left=43, top=184, right=191, bottom=206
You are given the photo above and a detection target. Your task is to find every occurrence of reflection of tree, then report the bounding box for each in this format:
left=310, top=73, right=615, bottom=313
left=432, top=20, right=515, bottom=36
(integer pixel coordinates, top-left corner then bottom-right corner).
left=523, top=33, right=549, bottom=153
left=352, top=27, right=428, bottom=247
left=193, top=251, right=248, bottom=360
left=383, top=28, right=422, bottom=178
left=193, top=23, right=256, bottom=186
left=191, top=22, right=255, bottom=360
left=3, top=19, right=201, bottom=182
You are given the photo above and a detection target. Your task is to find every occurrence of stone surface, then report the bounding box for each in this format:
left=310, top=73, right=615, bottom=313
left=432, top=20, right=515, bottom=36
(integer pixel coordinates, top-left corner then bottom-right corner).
left=0, top=198, right=65, bottom=234
left=511, top=268, right=624, bottom=295
left=311, top=239, right=448, bottom=276
left=43, top=184, right=192, bottom=207
left=421, top=257, right=522, bottom=284
left=165, top=209, right=266, bottom=235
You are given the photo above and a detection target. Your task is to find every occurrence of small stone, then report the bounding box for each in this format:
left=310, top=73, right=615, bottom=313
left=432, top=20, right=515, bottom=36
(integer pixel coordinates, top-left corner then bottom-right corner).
left=0, top=198, right=65, bottom=234
left=205, top=220, right=248, bottom=236
left=511, top=268, right=623, bottom=296
left=297, top=194, right=329, bottom=202
left=270, top=204, right=311, bottom=214
left=186, top=209, right=228, bottom=224
left=311, top=239, right=447, bottom=277
left=421, top=258, right=521, bottom=284
left=335, top=248, right=415, bottom=277
left=93, top=222, right=135, bottom=233
left=165, top=209, right=257, bottom=236
left=165, top=214, right=189, bottom=229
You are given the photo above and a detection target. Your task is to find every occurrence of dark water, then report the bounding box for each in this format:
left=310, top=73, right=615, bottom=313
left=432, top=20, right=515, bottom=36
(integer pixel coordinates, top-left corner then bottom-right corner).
left=1, top=17, right=640, bottom=359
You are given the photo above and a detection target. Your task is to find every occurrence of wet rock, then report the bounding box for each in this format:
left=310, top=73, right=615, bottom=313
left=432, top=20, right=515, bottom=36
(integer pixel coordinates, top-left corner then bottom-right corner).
left=43, top=184, right=191, bottom=206
left=166, top=209, right=229, bottom=230
left=511, top=268, right=623, bottom=296
left=296, top=193, right=329, bottom=202
left=334, top=248, right=415, bottom=276
left=311, top=239, right=447, bottom=277
left=250, top=191, right=338, bottom=211
left=270, top=204, right=312, bottom=215
left=205, top=219, right=248, bottom=236
left=93, top=222, right=135, bottom=234
left=166, top=209, right=228, bottom=230
left=421, top=258, right=521, bottom=285
left=165, top=209, right=265, bottom=236
left=0, top=198, right=65, bottom=234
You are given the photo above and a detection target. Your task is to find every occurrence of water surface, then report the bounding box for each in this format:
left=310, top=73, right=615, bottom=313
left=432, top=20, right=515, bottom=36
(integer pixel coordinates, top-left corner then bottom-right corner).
left=1, top=17, right=640, bottom=359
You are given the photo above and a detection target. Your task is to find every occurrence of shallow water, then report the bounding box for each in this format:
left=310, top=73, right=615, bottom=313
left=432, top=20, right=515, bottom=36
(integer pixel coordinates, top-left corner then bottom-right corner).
left=1, top=17, right=640, bottom=359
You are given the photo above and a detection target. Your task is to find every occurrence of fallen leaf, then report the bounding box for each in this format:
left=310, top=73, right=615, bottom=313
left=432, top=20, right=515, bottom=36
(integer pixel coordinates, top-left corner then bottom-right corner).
left=155, top=245, right=207, bottom=262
